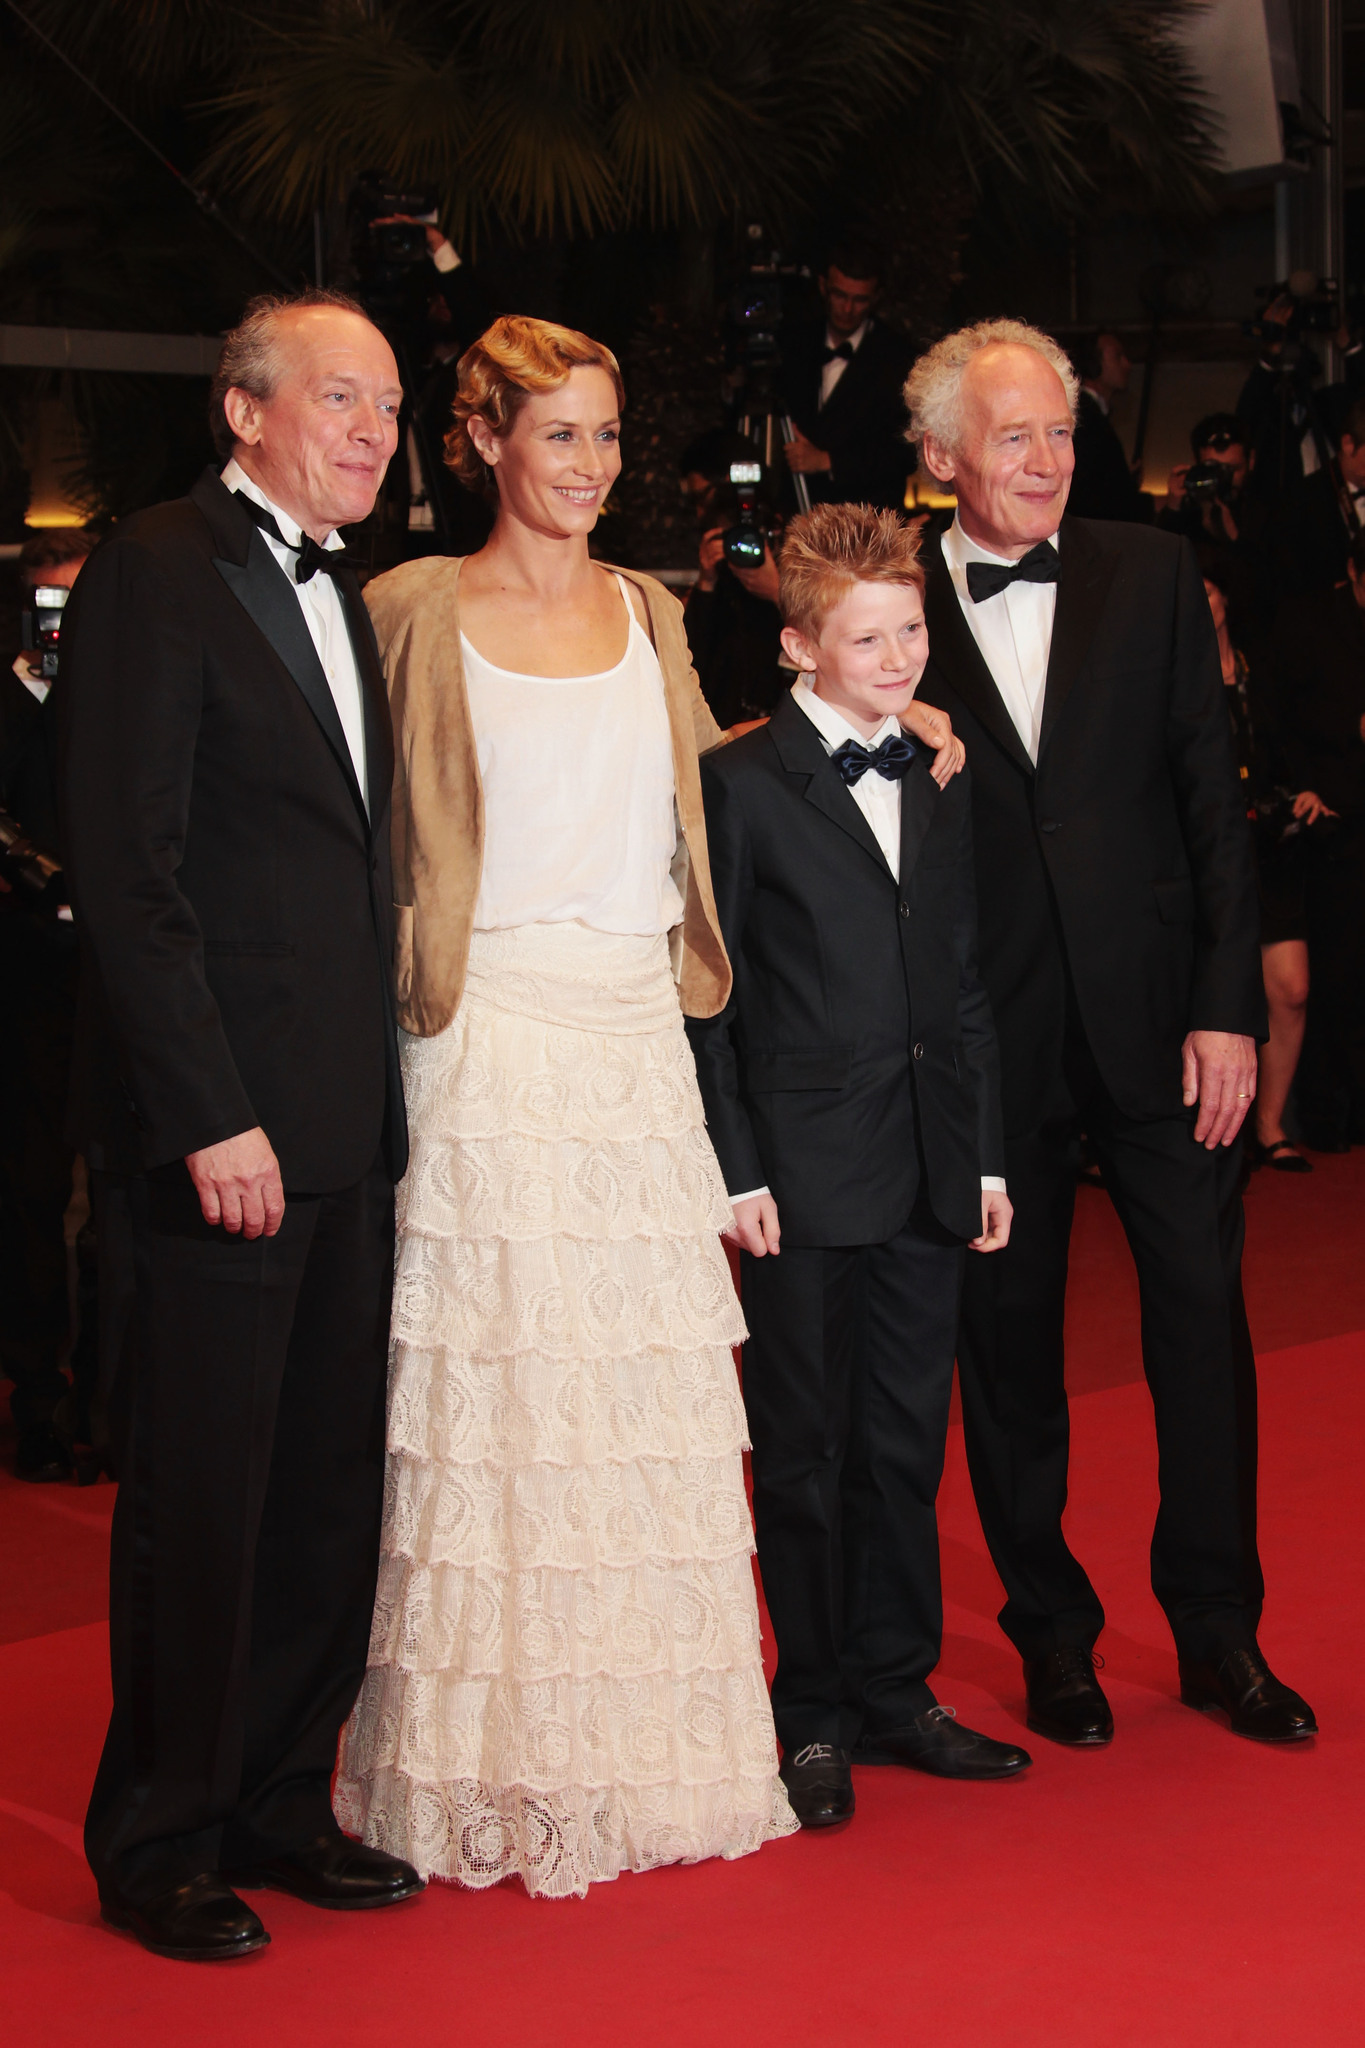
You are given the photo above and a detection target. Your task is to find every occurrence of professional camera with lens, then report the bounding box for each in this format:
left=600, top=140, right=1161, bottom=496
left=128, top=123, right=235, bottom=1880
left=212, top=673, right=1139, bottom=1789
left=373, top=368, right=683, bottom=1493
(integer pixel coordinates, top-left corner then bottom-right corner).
left=20, top=583, right=69, bottom=682
left=1183, top=460, right=1237, bottom=505
left=721, top=461, right=774, bottom=570
left=1246, top=271, right=1341, bottom=349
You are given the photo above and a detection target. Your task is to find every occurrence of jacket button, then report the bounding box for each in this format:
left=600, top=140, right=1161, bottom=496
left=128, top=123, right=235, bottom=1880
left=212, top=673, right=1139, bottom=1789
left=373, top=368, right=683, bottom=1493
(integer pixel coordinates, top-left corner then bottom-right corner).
left=898, top=900, right=911, bottom=918
left=913, top=1042, right=924, bottom=1060
left=1039, top=818, right=1060, bottom=834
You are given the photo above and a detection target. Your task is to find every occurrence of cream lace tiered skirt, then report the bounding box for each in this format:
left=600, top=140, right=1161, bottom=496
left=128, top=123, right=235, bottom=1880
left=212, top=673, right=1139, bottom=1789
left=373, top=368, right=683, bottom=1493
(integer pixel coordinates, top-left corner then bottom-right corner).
left=335, top=921, right=796, bottom=1898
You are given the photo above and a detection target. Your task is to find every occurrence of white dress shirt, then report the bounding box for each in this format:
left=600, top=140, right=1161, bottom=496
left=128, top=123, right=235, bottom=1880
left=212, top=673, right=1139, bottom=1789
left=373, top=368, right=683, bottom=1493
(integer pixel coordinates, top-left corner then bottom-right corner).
left=220, top=458, right=369, bottom=809
left=819, top=319, right=869, bottom=409
left=730, top=681, right=1004, bottom=1202
left=940, top=515, right=1059, bottom=766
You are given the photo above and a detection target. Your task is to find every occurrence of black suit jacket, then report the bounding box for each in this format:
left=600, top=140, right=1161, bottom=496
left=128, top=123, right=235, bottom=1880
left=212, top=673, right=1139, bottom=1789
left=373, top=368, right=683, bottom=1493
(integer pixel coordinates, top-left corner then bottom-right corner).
left=917, top=518, right=1265, bottom=1135
left=1273, top=583, right=1365, bottom=817
left=59, top=467, right=407, bottom=1189
left=685, top=692, right=1004, bottom=1247
left=780, top=320, right=914, bottom=512
left=1067, top=391, right=1144, bottom=523
left=1266, top=464, right=1359, bottom=602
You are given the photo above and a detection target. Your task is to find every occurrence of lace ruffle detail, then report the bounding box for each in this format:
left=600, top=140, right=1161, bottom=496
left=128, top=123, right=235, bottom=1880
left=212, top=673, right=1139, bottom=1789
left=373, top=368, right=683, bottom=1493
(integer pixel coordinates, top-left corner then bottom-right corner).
left=338, top=924, right=796, bottom=1897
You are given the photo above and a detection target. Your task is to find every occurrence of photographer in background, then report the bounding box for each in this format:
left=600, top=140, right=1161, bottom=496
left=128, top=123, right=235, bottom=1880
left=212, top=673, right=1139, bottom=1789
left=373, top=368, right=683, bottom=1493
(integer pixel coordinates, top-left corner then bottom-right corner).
left=1200, top=547, right=1329, bottom=1175
left=1273, top=528, right=1365, bottom=1150
left=1068, top=330, right=1149, bottom=522
left=778, top=243, right=914, bottom=511
left=680, top=433, right=787, bottom=727
left=1266, top=393, right=1365, bottom=602
left=1, top=528, right=94, bottom=1479
left=1161, top=414, right=1272, bottom=615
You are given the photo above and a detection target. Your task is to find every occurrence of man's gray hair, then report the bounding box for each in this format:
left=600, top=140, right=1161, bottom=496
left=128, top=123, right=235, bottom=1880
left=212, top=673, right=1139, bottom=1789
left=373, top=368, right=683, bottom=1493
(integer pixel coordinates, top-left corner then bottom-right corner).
left=209, top=287, right=371, bottom=458
left=903, top=318, right=1079, bottom=459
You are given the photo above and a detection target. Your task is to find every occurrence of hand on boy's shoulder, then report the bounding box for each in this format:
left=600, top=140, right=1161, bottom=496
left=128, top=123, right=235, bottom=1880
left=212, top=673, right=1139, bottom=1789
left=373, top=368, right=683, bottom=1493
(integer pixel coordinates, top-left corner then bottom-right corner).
left=900, top=700, right=965, bottom=787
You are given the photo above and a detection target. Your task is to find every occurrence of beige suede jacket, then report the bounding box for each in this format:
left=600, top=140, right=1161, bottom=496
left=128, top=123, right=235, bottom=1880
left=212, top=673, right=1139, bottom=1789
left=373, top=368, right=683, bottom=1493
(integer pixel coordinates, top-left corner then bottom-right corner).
left=364, top=555, right=732, bottom=1037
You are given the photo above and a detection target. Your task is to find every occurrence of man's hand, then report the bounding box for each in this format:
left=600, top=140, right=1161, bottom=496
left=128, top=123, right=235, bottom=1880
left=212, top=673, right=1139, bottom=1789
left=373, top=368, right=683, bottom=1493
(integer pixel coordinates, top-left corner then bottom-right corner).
left=723, top=1192, right=781, bottom=1257
left=185, top=1126, right=285, bottom=1238
left=900, top=700, right=966, bottom=787
left=784, top=427, right=832, bottom=476
left=732, top=544, right=781, bottom=607
left=1293, top=789, right=1335, bottom=826
left=969, top=1189, right=1013, bottom=1253
left=1165, top=462, right=1190, bottom=511
left=1181, top=1030, right=1257, bottom=1149
left=695, top=526, right=726, bottom=595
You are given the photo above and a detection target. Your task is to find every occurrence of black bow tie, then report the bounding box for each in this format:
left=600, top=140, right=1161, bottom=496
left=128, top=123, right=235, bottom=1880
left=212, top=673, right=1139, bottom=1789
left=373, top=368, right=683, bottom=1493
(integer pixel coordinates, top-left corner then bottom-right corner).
left=821, top=341, right=854, bottom=365
left=831, top=733, right=917, bottom=785
left=965, top=541, right=1060, bottom=603
left=236, top=493, right=357, bottom=585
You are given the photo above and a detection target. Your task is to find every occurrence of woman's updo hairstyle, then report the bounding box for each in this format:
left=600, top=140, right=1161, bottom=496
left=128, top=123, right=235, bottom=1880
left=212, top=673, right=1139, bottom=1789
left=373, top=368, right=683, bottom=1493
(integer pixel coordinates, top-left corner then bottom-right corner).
left=446, top=315, right=625, bottom=495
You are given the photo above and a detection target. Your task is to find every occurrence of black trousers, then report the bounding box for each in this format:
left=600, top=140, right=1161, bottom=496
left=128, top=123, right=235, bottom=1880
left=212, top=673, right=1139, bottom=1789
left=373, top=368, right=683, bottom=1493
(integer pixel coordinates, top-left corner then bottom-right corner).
left=741, top=1208, right=966, bottom=1754
left=85, top=1155, right=394, bottom=1905
left=957, top=1031, right=1263, bottom=1665
left=1300, top=816, right=1365, bottom=1140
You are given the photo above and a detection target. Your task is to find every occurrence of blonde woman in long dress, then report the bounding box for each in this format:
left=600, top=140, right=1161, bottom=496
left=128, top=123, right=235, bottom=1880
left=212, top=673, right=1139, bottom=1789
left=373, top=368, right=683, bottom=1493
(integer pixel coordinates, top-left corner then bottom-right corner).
left=336, top=317, right=955, bottom=1898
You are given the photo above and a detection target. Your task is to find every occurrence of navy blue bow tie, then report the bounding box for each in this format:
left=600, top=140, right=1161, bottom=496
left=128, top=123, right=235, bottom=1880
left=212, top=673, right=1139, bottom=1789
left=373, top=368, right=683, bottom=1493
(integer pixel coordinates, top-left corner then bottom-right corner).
left=831, top=733, right=918, bottom=785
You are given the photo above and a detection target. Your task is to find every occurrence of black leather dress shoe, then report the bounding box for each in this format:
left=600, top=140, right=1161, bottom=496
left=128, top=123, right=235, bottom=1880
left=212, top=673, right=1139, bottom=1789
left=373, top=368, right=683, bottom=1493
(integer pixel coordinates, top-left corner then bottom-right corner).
left=1178, top=1646, right=1317, bottom=1742
left=101, top=1874, right=269, bottom=1961
left=228, top=1832, right=425, bottom=1910
left=779, top=1743, right=855, bottom=1830
left=1024, top=1647, right=1114, bottom=1747
left=856, top=1705, right=1031, bottom=1780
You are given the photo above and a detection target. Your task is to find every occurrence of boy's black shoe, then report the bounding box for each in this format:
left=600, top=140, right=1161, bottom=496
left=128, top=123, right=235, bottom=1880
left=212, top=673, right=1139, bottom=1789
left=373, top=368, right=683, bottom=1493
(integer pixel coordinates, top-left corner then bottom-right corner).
left=855, top=1705, right=1031, bottom=1779
left=779, top=1743, right=855, bottom=1829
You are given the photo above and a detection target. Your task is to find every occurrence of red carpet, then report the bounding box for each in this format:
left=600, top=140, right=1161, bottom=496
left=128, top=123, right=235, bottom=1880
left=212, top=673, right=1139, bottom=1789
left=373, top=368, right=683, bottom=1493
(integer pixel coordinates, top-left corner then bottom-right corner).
left=4, top=1154, right=1365, bottom=2045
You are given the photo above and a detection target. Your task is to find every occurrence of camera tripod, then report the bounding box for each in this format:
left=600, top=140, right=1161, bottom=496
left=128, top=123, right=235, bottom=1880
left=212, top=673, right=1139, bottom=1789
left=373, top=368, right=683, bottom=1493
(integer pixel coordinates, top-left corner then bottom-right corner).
left=736, top=406, right=813, bottom=516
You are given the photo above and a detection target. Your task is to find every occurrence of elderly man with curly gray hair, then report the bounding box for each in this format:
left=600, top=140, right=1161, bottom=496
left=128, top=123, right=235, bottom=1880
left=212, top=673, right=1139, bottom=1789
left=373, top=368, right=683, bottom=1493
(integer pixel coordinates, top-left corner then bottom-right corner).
left=907, top=319, right=1315, bottom=1751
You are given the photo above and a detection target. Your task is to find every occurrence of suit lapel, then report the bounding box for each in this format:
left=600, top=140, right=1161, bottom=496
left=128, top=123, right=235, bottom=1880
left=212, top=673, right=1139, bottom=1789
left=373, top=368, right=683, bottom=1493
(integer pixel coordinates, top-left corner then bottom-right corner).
left=898, top=752, right=937, bottom=882
left=194, top=469, right=371, bottom=834
left=923, top=541, right=1036, bottom=777
left=1037, top=517, right=1119, bottom=759
left=767, top=691, right=893, bottom=878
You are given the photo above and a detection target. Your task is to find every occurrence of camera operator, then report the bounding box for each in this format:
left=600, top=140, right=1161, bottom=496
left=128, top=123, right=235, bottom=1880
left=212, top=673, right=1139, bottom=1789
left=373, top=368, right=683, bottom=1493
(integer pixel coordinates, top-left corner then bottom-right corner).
left=1235, top=283, right=1361, bottom=500
left=1273, top=528, right=1365, bottom=1149
left=679, top=433, right=788, bottom=727
left=778, top=242, right=914, bottom=511
left=1067, top=330, right=1150, bottom=522
left=1264, top=393, right=1365, bottom=602
left=0, top=528, right=93, bottom=1479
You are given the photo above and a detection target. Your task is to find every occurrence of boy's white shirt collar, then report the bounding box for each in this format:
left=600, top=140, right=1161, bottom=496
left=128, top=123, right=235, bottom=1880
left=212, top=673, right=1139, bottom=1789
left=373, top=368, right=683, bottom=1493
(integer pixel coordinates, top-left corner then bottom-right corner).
left=790, top=676, right=902, bottom=753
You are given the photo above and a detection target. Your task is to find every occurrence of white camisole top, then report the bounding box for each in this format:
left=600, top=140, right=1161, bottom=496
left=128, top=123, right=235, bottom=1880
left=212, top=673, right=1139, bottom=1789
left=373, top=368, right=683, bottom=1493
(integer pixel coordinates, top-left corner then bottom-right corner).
left=462, top=573, right=686, bottom=937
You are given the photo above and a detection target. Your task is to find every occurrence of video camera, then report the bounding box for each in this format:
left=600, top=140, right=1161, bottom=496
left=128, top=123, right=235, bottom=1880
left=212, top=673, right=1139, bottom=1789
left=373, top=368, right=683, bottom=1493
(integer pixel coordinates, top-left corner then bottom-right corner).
left=1246, top=271, right=1340, bottom=349
left=347, top=172, right=439, bottom=326
left=20, top=584, right=69, bottom=683
left=726, top=226, right=809, bottom=422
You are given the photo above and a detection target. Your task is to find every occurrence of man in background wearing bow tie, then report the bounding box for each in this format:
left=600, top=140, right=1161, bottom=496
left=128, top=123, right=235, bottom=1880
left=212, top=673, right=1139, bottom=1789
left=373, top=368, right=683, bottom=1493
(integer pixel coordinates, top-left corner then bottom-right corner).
left=780, top=244, right=915, bottom=513
left=60, top=291, right=423, bottom=1961
left=911, top=319, right=1316, bottom=1752
left=688, top=502, right=1026, bottom=1834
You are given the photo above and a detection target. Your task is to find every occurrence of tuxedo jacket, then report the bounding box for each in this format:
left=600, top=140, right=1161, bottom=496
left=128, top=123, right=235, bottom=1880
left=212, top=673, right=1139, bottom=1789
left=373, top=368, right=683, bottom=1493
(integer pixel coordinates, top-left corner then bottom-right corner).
left=1273, top=582, right=1365, bottom=817
left=59, top=467, right=407, bottom=1189
left=685, top=691, right=1004, bottom=1247
left=779, top=319, right=914, bottom=512
left=917, top=518, right=1265, bottom=1135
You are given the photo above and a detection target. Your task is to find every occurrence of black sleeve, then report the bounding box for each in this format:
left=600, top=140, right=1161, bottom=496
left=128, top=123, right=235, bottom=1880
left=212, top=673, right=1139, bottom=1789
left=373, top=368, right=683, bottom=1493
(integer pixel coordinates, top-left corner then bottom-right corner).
left=683, top=759, right=767, bottom=1198
left=945, top=773, right=1005, bottom=1179
left=1164, top=539, right=1268, bottom=1039
left=58, top=537, right=258, bottom=1166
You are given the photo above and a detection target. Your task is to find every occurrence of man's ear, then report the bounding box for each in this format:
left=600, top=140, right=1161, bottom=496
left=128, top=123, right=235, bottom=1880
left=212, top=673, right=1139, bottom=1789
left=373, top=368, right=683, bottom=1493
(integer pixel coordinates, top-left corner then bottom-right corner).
left=223, top=386, right=264, bottom=448
left=919, top=433, right=956, bottom=486
left=780, top=624, right=818, bottom=673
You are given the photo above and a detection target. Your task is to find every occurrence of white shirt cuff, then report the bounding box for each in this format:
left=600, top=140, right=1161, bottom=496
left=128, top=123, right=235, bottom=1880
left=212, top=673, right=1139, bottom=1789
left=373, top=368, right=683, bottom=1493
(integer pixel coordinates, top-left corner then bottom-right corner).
left=729, top=1187, right=769, bottom=1205
left=981, top=1176, right=1007, bottom=1193
left=431, top=240, right=461, bottom=272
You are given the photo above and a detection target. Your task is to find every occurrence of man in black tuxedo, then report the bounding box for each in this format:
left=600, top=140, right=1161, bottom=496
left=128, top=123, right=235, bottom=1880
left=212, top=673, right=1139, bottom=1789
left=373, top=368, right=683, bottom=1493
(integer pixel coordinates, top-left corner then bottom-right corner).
left=1067, top=331, right=1147, bottom=523
left=908, top=319, right=1315, bottom=1750
left=779, top=245, right=914, bottom=513
left=1274, top=533, right=1365, bottom=1143
left=687, top=504, right=1028, bottom=1831
left=60, top=290, right=422, bottom=1961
